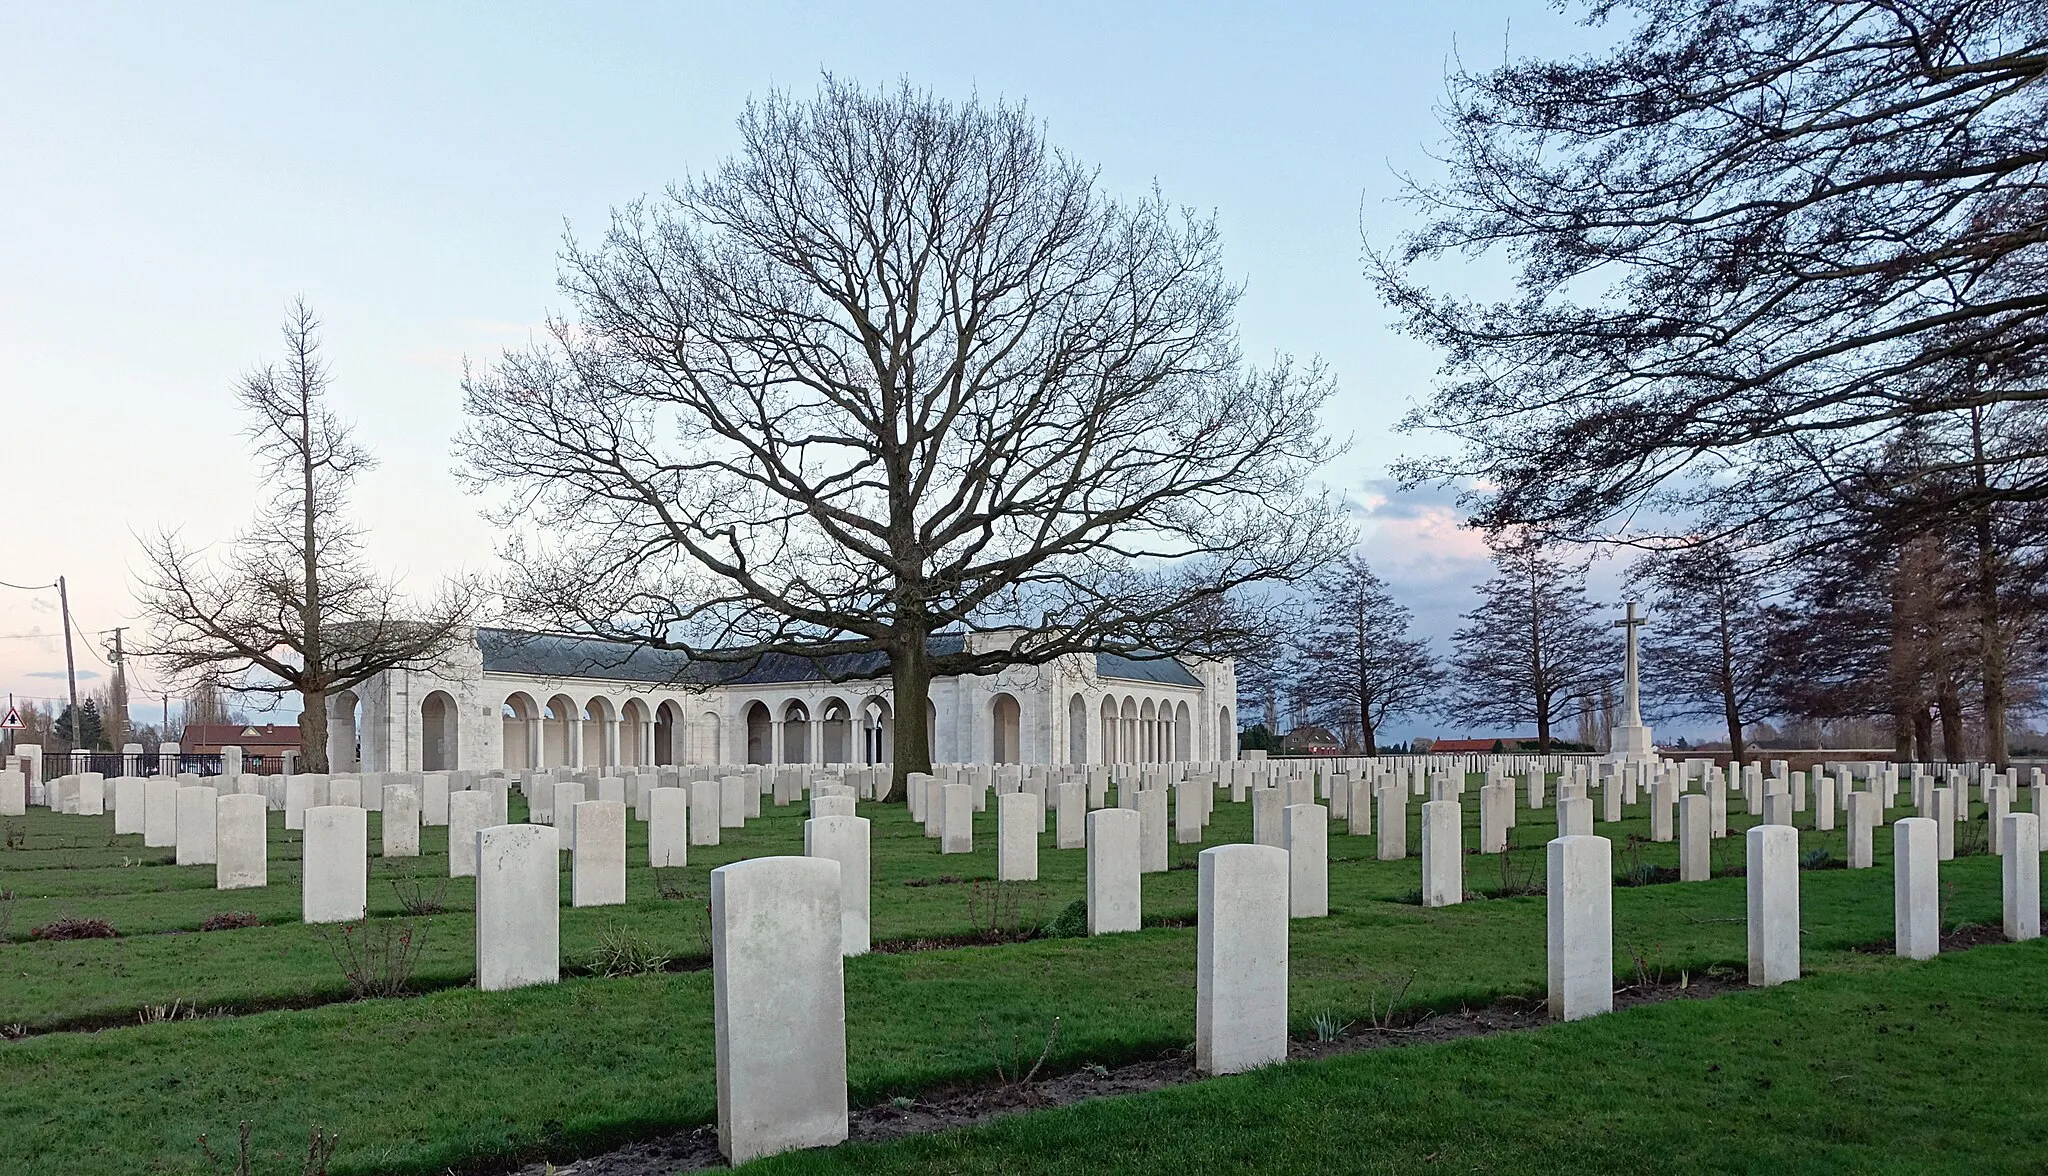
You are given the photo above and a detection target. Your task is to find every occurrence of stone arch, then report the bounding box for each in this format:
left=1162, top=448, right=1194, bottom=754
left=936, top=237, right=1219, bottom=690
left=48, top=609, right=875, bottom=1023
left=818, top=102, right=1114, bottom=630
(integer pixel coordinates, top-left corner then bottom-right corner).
left=782, top=699, right=812, bottom=764
left=744, top=701, right=773, bottom=765
left=695, top=710, right=722, bottom=764
left=654, top=700, right=683, bottom=765
left=1120, top=696, right=1138, bottom=765
left=329, top=689, right=362, bottom=772
left=502, top=692, right=540, bottom=772
left=1219, top=705, right=1233, bottom=757
left=1068, top=693, right=1089, bottom=764
left=991, top=692, right=1022, bottom=764
left=621, top=698, right=651, bottom=768
left=1174, top=700, right=1192, bottom=761
left=421, top=689, right=459, bottom=772
left=820, top=696, right=853, bottom=764
left=861, top=696, right=893, bottom=764
left=1139, top=699, right=1157, bottom=763
left=582, top=697, right=617, bottom=769
left=543, top=694, right=579, bottom=767
left=1100, top=695, right=1120, bottom=763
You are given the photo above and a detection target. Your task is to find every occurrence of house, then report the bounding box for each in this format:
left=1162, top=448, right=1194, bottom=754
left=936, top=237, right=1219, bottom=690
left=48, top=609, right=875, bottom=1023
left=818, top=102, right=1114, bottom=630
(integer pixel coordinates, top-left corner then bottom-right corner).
left=180, top=723, right=301, bottom=758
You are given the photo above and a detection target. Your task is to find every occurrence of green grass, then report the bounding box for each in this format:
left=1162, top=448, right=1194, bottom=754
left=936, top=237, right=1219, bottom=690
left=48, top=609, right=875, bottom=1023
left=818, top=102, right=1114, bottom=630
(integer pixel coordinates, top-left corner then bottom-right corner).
left=0, top=775, right=2027, bottom=1174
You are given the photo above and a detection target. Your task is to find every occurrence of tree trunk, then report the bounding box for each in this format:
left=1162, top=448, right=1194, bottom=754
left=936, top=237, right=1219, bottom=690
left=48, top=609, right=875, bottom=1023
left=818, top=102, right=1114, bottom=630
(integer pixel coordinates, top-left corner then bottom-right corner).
left=888, top=631, right=933, bottom=800
left=301, top=684, right=329, bottom=773
left=1723, top=689, right=1745, bottom=764
left=1937, top=679, right=1965, bottom=762
left=1969, top=405, right=2009, bottom=769
left=1912, top=706, right=1934, bottom=763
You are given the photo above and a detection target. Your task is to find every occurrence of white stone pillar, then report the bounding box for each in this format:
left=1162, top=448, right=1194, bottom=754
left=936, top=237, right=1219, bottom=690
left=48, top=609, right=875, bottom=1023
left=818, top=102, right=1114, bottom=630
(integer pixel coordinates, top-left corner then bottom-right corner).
left=382, top=786, right=421, bottom=857
left=2003, top=811, right=2040, bottom=943
left=997, top=790, right=1038, bottom=881
left=303, top=805, right=368, bottom=924
left=1547, top=833, right=1612, bottom=1022
left=1421, top=800, right=1462, bottom=908
left=476, top=823, right=559, bottom=991
left=1746, top=824, right=1800, bottom=986
left=448, top=791, right=492, bottom=877
left=1086, top=807, right=1141, bottom=934
left=1894, top=817, right=1940, bottom=960
left=712, top=857, right=848, bottom=1165
left=1195, top=843, right=1289, bottom=1076
left=215, top=792, right=267, bottom=890
left=1284, top=803, right=1328, bottom=918
left=805, top=814, right=871, bottom=956
left=572, top=800, right=627, bottom=907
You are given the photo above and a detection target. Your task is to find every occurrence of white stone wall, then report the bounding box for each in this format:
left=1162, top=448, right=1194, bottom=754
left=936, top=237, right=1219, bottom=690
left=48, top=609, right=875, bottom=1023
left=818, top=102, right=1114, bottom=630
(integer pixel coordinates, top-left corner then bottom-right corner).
left=347, top=630, right=1232, bottom=771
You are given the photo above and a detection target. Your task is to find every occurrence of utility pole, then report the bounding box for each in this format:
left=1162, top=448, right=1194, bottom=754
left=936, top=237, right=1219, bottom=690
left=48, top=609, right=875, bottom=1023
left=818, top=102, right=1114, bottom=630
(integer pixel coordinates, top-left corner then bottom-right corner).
left=104, top=626, right=128, bottom=750
left=57, top=575, right=80, bottom=751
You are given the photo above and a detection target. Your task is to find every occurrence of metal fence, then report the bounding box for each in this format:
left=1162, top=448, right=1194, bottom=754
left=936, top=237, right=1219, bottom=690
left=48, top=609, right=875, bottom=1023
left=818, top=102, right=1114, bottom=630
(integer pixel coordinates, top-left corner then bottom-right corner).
left=37, top=752, right=289, bottom=779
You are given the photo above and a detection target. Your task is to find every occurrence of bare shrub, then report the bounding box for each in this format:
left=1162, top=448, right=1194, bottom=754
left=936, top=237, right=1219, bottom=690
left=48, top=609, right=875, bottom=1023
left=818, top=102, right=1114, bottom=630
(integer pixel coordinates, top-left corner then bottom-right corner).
left=29, top=916, right=117, bottom=941
left=314, top=920, right=425, bottom=999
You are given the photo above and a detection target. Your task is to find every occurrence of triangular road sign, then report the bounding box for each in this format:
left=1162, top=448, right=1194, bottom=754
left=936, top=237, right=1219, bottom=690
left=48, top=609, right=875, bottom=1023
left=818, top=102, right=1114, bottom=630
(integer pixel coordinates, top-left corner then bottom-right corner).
left=1, top=704, right=22, bottom=730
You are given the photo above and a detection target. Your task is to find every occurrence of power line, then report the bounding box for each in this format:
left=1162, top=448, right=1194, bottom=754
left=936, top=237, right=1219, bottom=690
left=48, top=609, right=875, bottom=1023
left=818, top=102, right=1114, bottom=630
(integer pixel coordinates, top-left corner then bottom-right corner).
left=0, top=578, right=58, bottom=592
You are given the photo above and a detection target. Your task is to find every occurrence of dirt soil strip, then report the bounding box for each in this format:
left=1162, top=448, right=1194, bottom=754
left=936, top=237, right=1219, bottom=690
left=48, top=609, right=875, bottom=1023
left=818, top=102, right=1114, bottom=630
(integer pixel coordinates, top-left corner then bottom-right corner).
left=508, top=975, right=1748, bottom=1176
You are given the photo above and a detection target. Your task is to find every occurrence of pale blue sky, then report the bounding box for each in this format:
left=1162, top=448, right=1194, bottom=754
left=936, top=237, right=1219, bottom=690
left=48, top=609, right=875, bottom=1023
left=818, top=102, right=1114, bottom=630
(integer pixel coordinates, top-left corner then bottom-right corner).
left=0, top=2, right=1626, bottom=738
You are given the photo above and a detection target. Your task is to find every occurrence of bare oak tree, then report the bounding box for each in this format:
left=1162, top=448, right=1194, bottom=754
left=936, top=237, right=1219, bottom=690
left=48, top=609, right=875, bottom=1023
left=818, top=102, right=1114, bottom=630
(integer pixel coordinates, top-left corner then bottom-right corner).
left=1291, top=553, right=1437, bottom=755
left=458, top=79, right=1341, bottom=787
left=1450, top=539, right=1618, bottom=752
left=1633, top=544, right=1778, bottom=760
left=138, top=301, right=482, bottom=771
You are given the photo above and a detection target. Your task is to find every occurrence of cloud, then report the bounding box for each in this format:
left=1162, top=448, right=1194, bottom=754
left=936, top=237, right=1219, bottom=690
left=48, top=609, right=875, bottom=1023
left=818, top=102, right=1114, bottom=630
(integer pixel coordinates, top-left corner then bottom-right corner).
left=26, top=669, right=100, bottom=681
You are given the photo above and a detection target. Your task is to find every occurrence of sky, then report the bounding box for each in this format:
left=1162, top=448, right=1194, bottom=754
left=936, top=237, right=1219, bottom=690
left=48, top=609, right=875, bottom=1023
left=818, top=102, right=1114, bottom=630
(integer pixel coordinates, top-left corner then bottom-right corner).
left=0, top=1, right=1642, bottom=742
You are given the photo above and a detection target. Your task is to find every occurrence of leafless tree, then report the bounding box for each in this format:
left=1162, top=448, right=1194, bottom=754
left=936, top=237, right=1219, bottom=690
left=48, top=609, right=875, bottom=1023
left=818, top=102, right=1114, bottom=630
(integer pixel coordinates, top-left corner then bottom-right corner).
left=1449, top=538, right=1619, bottom=752
left=138, top=301, right=483, bottom=771
left=458, top=79, right=1343, bottom=787
left=1373, top=0, right=2048, bottom=543
left=1290, top=553, right=1437, bottom=756
left=1632, top=544, right=1778, bottom=760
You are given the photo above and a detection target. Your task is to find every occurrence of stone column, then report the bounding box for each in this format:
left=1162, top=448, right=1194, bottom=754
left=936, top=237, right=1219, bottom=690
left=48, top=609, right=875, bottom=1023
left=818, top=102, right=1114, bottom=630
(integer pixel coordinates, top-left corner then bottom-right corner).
left=997, top=791, right=1038, bottom=881
left=1894, top=817, right=1940, bottom=960
left=1422, top=800, right=1462, bottom=908
left=2003, top=811, right=2040, bottom=943
left=1195, top=843, right=1289, bottom=1076
left=1284, top=803, right=1328, bottom=918
left=805, top=814, right=871, bottom=956
left=1547, top=834, right=1612, bottom=1022
left=476, top=823, right=560, bottom=991
left=712, top=857, right=848, bottom=1166
left=1746, top=824, right=1800, bottom=986
left=1086, top=807, right=1141, bottom=934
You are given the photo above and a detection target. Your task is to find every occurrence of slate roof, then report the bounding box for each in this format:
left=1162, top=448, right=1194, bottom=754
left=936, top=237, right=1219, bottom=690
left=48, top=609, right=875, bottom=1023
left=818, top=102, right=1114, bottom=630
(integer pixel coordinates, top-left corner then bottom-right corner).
left=477, top=626, right=1205, bottom=690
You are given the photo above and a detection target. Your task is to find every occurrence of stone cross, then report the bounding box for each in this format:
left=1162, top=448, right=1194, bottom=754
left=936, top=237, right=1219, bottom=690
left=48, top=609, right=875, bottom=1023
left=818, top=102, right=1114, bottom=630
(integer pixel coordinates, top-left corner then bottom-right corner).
left=1614, top=601, right=1648, bottom=729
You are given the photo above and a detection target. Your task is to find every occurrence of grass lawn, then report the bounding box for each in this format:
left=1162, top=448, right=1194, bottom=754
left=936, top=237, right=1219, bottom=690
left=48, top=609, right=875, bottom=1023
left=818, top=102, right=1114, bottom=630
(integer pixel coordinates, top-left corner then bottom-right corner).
left=0, top=775, right=2028, bottom=1174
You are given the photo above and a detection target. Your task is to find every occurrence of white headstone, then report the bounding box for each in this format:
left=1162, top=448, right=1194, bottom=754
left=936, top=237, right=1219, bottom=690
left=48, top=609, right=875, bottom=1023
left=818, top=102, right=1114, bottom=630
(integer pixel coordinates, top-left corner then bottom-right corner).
left=940, top=782, right=974, bottom=854
left=1284, top=803, right=1328, bottom=918
left=0, top=768, right=25, bottom=818
left=144, top=778, right=179, bottom=847
left=1252, top=787, right=1284, bottom=849
left=1746, top=824, right=1800, bottom=986
left=303, top=805, right=368, bottom=924
left=422, top=773, right=451, bottom=827
left=175, top=785, right=218, bottom=865
left=689, top=779, right=723, bottom=846
left=1678, top=793, right=1710, bottom=881
left=1136, top=789, right=1169, bottom=873
left=572, top=800, right=627, bottom=907
left=2003, top=811, right=2040, bottom=943
left=1421, top=800, right=1462, bottom=907
left=476, top=823, right=560, bottom=990
left=215, top=792, right=267, bottom=889
left=1547, top=834, right=1612, bottom=1022
left=712, top=857, right=848, bottom=1165
left=1195, top=843, right=1289, bottom=1076
left=1377, top=785, right=1406, bottom=860
left=111, top=775, right=145, bottom=833
left=448, top=790, right=493, bottom=877
left=1055, top=781, right=1085, bottom=849
left=382, top=786, right=421, bottom=857
left=1086, top=807, right=1142, bottom=935
left=720, top=775, right=748, bottom=829
left=1894, top=817, right=1940, bottom=960
left=997, top=790, right=1039, bottom=881
left=804, top=814, right=871, bottom=957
